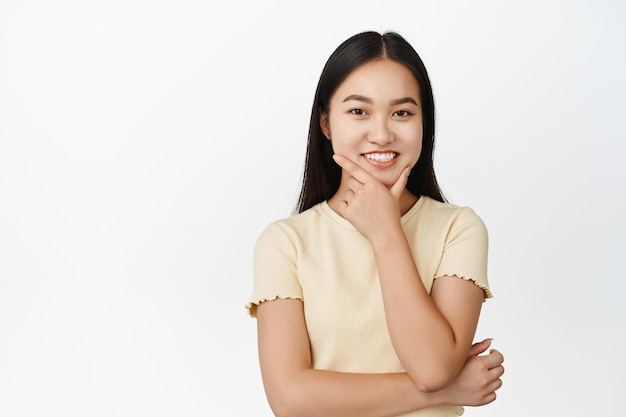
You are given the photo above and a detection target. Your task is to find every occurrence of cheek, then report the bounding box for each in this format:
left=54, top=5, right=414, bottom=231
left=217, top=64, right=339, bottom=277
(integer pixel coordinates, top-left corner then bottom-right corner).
left=406, top=132, right=423, bottom=166
left=401, top=124, right=423, bottom=148
left=327, top=124, right=362, bottom=150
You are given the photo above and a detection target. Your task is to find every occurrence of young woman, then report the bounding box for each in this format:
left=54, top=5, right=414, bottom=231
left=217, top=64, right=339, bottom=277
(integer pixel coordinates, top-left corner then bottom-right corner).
left=246, top=31, right=504, bottom=417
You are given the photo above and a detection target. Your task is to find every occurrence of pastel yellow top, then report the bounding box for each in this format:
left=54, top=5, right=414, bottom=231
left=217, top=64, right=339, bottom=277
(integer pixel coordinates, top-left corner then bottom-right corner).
left=247, top=196, right=491, bottom=417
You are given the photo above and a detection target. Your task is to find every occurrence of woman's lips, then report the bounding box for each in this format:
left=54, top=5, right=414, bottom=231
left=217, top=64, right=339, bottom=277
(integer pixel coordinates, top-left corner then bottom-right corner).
left=361, top=151, right=398, bottom=167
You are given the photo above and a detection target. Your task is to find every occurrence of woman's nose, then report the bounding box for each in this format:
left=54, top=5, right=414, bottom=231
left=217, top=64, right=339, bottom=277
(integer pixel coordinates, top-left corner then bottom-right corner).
left=367, top=117, right=394, bottom=145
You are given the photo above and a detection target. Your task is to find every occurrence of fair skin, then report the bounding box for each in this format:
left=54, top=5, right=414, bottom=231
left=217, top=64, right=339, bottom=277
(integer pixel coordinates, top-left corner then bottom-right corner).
left=256, top=59, right=504, bottom=416
left=258, top=300, right=503, bottom=417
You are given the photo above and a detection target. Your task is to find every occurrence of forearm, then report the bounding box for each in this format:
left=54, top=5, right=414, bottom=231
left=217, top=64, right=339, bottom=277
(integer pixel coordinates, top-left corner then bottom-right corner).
left=257, top=298, right=448, bottom=417
left=370, top=227, right=467, bottom=391
left=265, top=369, right=444, bottom=417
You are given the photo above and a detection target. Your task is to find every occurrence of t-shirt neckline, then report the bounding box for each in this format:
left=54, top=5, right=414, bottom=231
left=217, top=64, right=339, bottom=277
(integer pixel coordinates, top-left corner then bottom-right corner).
left=320, top=196, right=426, bottom=229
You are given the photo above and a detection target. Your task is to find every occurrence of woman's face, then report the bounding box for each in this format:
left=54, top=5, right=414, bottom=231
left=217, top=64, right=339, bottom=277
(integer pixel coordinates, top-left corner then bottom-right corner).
left=321, top=59, right=423, bottom=188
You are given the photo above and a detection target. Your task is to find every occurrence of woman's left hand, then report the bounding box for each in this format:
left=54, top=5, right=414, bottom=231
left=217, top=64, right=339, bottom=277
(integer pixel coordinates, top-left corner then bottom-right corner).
left=332, top=154, right=410, bottom=242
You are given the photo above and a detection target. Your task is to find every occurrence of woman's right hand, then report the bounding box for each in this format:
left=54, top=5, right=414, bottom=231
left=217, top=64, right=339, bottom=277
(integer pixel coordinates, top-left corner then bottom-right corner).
left=435, top=339, right=505, bottom=406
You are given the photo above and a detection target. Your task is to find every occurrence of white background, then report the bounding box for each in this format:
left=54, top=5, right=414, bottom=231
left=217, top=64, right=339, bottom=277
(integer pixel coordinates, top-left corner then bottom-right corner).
left=1, top=0, right=624, bottom=416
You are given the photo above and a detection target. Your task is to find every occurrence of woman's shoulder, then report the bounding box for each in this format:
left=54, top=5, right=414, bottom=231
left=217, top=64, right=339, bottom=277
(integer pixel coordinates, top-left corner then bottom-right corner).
left=416, top=196, right=486, bottom=230
left=256, top=202, right=329, bottom=242
left=269, top=202, right=327, bottom=228
left=420, top=195, right=478, bottom=214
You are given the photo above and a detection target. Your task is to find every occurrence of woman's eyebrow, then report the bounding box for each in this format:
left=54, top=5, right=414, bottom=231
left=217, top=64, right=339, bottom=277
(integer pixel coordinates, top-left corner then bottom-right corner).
left=342, top=94, right=372, bottom=103
left=342, top=95, right=418, bottom=106
left=390, top=97, right=418, bottom=106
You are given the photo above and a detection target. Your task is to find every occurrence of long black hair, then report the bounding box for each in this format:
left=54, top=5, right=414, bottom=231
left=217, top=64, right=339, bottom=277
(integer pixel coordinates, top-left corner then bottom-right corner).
left=296, top=31, right=445, bottom=214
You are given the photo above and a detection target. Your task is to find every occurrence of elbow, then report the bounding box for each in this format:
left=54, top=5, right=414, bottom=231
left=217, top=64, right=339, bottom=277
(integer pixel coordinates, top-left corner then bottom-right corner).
left=414, top=378, right=449, bottom=394
left=269, top=406, right=298, bottom=417
left=263, top=368, right=317, bottom=417
left=268, top=401, right=296, bottom=417
left=408, top=366, right=457, bottom=393
left=267, top=395, right=300, bottom=417
left=266, top=386, right=309, bottom=417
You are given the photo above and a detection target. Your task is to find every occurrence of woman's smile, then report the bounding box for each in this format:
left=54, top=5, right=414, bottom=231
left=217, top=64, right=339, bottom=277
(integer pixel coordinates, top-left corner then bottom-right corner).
left=362, top=151, right=399, bottom=167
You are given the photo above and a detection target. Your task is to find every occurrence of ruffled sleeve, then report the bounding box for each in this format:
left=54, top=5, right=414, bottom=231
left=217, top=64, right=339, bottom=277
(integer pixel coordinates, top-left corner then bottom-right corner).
left=246, top=222, right=303, bottom=317
left=435, top=207, right=492, bottom=300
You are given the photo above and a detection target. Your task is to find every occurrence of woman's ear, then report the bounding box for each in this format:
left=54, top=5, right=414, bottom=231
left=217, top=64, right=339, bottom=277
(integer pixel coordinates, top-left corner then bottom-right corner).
left=319, top=111, right=331, bottom=140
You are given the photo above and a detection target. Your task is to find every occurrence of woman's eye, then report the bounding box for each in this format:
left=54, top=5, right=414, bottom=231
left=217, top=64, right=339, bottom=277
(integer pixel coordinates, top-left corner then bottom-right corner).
left=394, top=110, right=412, bottom=117
left=349, top=108, right=365, bottom=116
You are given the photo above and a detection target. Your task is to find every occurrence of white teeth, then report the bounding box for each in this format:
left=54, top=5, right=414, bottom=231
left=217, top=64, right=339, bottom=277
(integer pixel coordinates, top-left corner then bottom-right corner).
left=364, top=152, right=397, bottom=162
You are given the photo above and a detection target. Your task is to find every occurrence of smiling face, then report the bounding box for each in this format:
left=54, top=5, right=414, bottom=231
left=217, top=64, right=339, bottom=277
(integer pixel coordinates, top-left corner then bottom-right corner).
left=320, top=59, right=423, bottom=191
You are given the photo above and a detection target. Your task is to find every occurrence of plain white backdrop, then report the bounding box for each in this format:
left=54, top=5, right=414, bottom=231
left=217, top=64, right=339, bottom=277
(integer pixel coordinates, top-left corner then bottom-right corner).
left=1, top=0, right=624, bottom=416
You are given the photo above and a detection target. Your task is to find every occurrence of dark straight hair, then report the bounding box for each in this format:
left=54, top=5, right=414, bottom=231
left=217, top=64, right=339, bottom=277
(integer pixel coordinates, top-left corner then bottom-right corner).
left=296, top=30, right=446, bottom=214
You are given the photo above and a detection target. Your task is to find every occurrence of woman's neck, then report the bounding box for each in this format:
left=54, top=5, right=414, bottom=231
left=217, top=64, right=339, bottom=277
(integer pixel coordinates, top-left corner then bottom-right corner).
left=327, top=187, right=419, bottom=218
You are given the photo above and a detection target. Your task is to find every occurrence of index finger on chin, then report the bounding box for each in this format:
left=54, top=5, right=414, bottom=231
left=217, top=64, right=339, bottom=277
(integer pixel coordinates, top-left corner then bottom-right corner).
left=332, top=154, right=372, bottom=183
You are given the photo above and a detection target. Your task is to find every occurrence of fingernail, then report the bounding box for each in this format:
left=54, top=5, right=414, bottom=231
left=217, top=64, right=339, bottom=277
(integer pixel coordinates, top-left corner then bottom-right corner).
left=405, top=167, right=411, bottom=177
left=484, top=338, right=493, bottom=343
left=332, top=154, right=341, bottom=163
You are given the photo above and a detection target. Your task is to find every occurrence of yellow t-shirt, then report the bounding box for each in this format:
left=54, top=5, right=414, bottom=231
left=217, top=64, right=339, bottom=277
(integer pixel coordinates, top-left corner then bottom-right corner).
left=247, top=196, right=491, bottom=417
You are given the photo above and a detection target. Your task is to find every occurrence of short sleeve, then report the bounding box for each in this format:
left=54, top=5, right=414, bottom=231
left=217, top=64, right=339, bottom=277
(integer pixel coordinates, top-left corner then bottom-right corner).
left=245, top=222, right=303, bottom=317
left=435, top=208, right=492, bottom=300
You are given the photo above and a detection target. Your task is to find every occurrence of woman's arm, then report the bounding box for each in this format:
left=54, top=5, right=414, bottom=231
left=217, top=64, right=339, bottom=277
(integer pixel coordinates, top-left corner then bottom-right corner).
left=331, top=155, right=487, bottom=392
left=371, top=233, right=484, bottom=392
left=256, top=298, right=503, bottom=417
